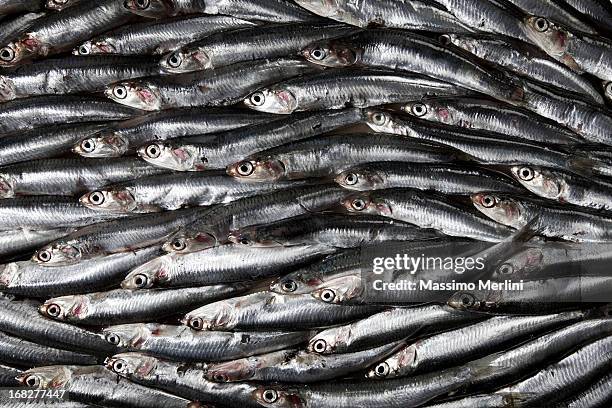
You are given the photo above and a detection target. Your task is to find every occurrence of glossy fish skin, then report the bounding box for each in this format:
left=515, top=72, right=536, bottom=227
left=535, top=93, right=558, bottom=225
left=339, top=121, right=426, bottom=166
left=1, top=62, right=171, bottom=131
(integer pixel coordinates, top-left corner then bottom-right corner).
left=0, top=228, right=73, bottom=258
left=32, top=207, right=204, bottom=266
left=472, top=192, right=612, bottom=242
left=306, top=305, right=483, bottom=355
left=81, top=172, right=306, bottom=213
left=0, top=363, right=21, bottom=386
left=0, top=330, right=97, bottom=367
left=139, top=109, right=363, bottom=171
left=0, top=11, right=46, bottom=45
left=605, top=81, right=612, bottom=101
left=244, top=69, right=473, bottom=114
left=121, top=244, right=334, bottom=290
left=40, top=284, right=250, bottom=325
left=0, top=158, right=166, bottom=199
left=524, top=16, right=612, bottom=82
left=0, top=247, right=159, bottom=297
left=367, top=312, right=583, bottom=380
left=508, top=0, right=596, bottom=33
left=293, top=0, right=473, bottom=32
left=0, top=96, right=142, bottom=134
left=183, top=291, right=381, bottom=331
left=442, top=33, right=604, bottom=104
left=17, top=365, right=194, bottom=408
left=559, top=371, right=612, bottom=408
left=564, top=0, right=612, bottom=32
left=336, top=162, right=522, bottom=195
left=229, top=213, right=441, bottom=248
left=0, top=0, right=42, bottom=16
left=75, top=15, right=256, bottom=56
left=401, top=97, right=585, bottom=145
left=510, top=165, right=612, bottom=211
left=0, top=56, right=161, bottom=101
left=73, top=109, right=273, bottom=158
left=105, top=58, right=319, bottom=111
left=340, top=188, right=514, bottom=242
left=205, top=342, right=400, bottom=383
left=227, top=134, right=462, bottom=182
left=301, top=29, right=524, bottom=104
left=160, top=23, right=358, bottom=74
left=101, top=323, right=311, bottom=362
left=0, top=0, right=133, bottom=66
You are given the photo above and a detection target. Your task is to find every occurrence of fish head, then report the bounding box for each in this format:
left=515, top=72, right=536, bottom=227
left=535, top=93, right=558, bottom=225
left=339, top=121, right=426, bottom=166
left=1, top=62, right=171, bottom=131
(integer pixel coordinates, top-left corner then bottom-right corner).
left=471, top=193, right=525, bottom=228
left=244, top=88, right=297, bottom=114
left=366, top=343, right=414, bottom=380
left=105, top=352, right=158, bottom=379
left=105, top=81, right=162, bottom=111
left=75, top=39, right=117, bottom=55
left=301, top=39, right=358, bottom=67
left=138, top=142, right=206, bottom=171
left=227, top=228, right=260, bottom=247
left=335, top=167, right=384, bottom=190
left=402, top=100, right=442, bottom=123
left=0, top=37, right=38, bottom=67
left=311, top=275, right=362, bottom=304
left=270, top=272, right=312, bottom=294
left=205, top=359, right=256, bottom=382
left=80, top=188, right=137, bottom=213
left=252, top=387, right=306, bottom=408
left=523, top=16, right=569, bottom=59
left=510, top=165, right=563, bottom=200
left=604, top=81, right=612, bottom=101
left=0, top=173, right=15, bottom=198
left=307, top=325, right=350, bottom=354
left=447, top=291, right=486, bottom=311
left=102, top=323, right=153, bottom=348
left=32, top=242, right=82, bottom=266
left=340, top=191, right=391, bottom=216
left=0, top=75, right=16, bottom=102
left=227, top=158, right=285, bottom=181
left=160, top=49, right=211, bottom=73
left=495, top=247, right=544, bottom=279
left=439, top=34, right=475, bottom=54
left=162, top=230, right=217, bottom=253
left=121, top=254, right=173, bottom=290
left=183, top=300, right=236, bottom=331
left=46, top=0, right=78, bottom=10
left=73, top=132, right=130, bottom=157
left=293, top=0, right=342, bottom=18
left=364, top=109, right=397, bottom=133
left=40, top=295, right=89, bottom=321
left=17, top=366, right=72, bottom=389
left=123, top=0, right=173, bottom=18
left=0, top=263, right=20, bottom=288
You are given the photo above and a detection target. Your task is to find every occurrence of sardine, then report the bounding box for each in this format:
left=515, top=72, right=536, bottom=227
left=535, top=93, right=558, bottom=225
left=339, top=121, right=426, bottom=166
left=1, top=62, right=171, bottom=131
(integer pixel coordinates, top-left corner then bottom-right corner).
left=508, top=0, right=596, bottom=33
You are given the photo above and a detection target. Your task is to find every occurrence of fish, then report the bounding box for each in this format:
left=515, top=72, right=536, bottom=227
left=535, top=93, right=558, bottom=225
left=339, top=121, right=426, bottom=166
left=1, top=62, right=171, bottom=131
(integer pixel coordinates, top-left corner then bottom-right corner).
left=301, top=29, right=525, bottom=104
left=101, top=323, right=311, bottom=362
left=400, top=97, right=585, bottom=145
left=0, top=56, right=161, bottom=101
left=605, top=81, right=612, bottom=101
left=244, top=69, right=474, bottom=114
left=105, top=58, right=320, bottom=111
left=0, top=247, right=160, bottom=297
left=0, top=96, right=142, bottom=134
left=558, top=370, right=612, bottom=408
left=335, top=162, right=522, bottom=194
left=293, top=0, right=474, bottom=32
left=46, top=0, right=85, bottom=11
left=0, top=0, right=42, bottom=16
left=74, top=15, right=256, bottom=56
left=138, top=109, right=363, bottom=171
left=0, top=228, right=74, bottom=258
left=563, top=0, right=612, bottom=32
left=0, top=363, right=21, bottom=386
left=508, top=0, right=596, bottom=33
left=0, top=158, right=166, bottom=198
left=227, top=134, right=463, bottom=181
left=339, top=188, right=515, bottom=242
left=160, top=23, right=358, bottom=74
left=73, top=108, right=274, bottom=158
left=121, top=244, right=334, bottom=290
left=40, top=284, right=250, bottom=325
left=0, top=11, right=46, bottom=46
left=471, top=192, right=612, bottom=241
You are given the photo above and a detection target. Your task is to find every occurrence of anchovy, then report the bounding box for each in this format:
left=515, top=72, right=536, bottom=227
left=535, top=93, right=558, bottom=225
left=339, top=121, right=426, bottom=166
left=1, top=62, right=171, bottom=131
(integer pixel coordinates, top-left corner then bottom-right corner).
left=605, top=81, right=612, bottom=101
left=563, top=0, right=612, bottom=32
left=0, top=363, right=21, bottom=386
left=0, top=56, right=160, bottom=101
left=101, top=323, right=311, bottom=362
left=472, top=192, right=612, bottom=241
left=306, top=304, right=484, bottom=354
left=368, top=312, right=583, bottom=379
left=0, top=330, right=97, bottom=367
left=105, top=58, right=319, bottom=111
left=0, top=158, right=166, bottom=198
left=301, top=29, right=525, bottom=104
left=121, top=244, right=334, bottom=290
left=0, top=96, right=142, bottom=134
left=0, top=12, right=46, bottom=45
left=40, top=284, right=250, bottom=325
left=17, top=365, right=194, bottom=408
left=73, top=108, right=274, bottom=158
left=509, top=0, right=596, bottom=32
left=183, top=291, right=382, bottom=331
left=75, top=15, right=256, bottom=56
left=206, top=342, right=400, bottom=383
left=0, top=247, right=160, bottom=297
left=441, top=33, right=604, bottom=103
left=227, top=134, right=462, bottom=181
left=558, top=370, right=612, bottom=408
left=160, top=23, right=358, bottom=73
left=0, top=228, right=73, bottom=258
left=244, top=69, right=473, bottom=114
left=138, top=109, right=363, bottom=171
left=401, top=96, right=585, bottom=144
left=0, top=0, right=42, bottom=16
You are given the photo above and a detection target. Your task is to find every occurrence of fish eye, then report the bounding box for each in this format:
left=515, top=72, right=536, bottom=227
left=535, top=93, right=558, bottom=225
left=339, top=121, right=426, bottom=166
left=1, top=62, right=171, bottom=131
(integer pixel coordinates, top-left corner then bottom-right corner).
left=167, top=53, right=182, bottom=68
left=239, top=238, right=251, bottom=245
left=212, top=373, right=228, bottom=382
left=312, top=339, right=327, bottom=353
left=319, top=289, right=336, bottom=303
left=37, top=250, right=52, bottom=263
left=249, top=92, right=266, bottom=106
left=480, top=195, right=496, bottom=208
left=135, top=0, right=150, bottom=9
left=24, top=375, right=40, bottom=387
left=411, top=103, right=428, bottom=117
left=0, top=47, right=15, bottom=62
left=133, top=274, right=149, bottom=288
left=145, top=144, right=161, bottom=159
left=371, top=112, right=387, bottom=126
left=534, top=17, right=549, bottom=32
left=459, top=293, right=476, bottom=307
left=112, top=359, right=128, bottom=373
left=171, top=239, right=186, bottom=251
left=78, top=44, right=90, bottom=55
left=310, top=47, right=326, bottom=61
left=105, top=333, right=121, bottom=345
left=112, top=85, right=128, bottom=100
left=518, top=166, right=534, bottom=181
left=497, top=263, right=514, bottom=275
left=46, top=303, right=62, bottom=317
left=281, top=280, right=297, bottom=292
left=80, top=139, right=96, bottom=153
left=344, top=173, right=358, bottom=186
left=236, top=161, right=254, bottom=177
left=262, top=389, right=278, bottom=403
left=88, top=191, right=105, bottom=206
left=374, top=362, right=390, bottom=377
left=351, top=198, right=367, bottom=211
left=439, top=34, right=452, bottom=45
left=189, top=317, right=204, bottom=330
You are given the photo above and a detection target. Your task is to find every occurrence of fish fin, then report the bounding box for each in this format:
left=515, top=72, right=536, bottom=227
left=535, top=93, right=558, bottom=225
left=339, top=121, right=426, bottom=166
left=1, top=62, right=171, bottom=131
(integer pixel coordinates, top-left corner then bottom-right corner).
left=495, top=392, right=533, bottom=407
left=561, top=54, right=584, bottom=73
left=469, top=351, right=514, bottom=378
left=567, top=155, right=595, bottom=177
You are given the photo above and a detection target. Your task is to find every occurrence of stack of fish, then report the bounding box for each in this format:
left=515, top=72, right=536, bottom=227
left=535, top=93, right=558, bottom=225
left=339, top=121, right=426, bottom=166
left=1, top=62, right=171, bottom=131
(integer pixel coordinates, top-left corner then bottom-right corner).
left=0, top=0, right=611, bottom=407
